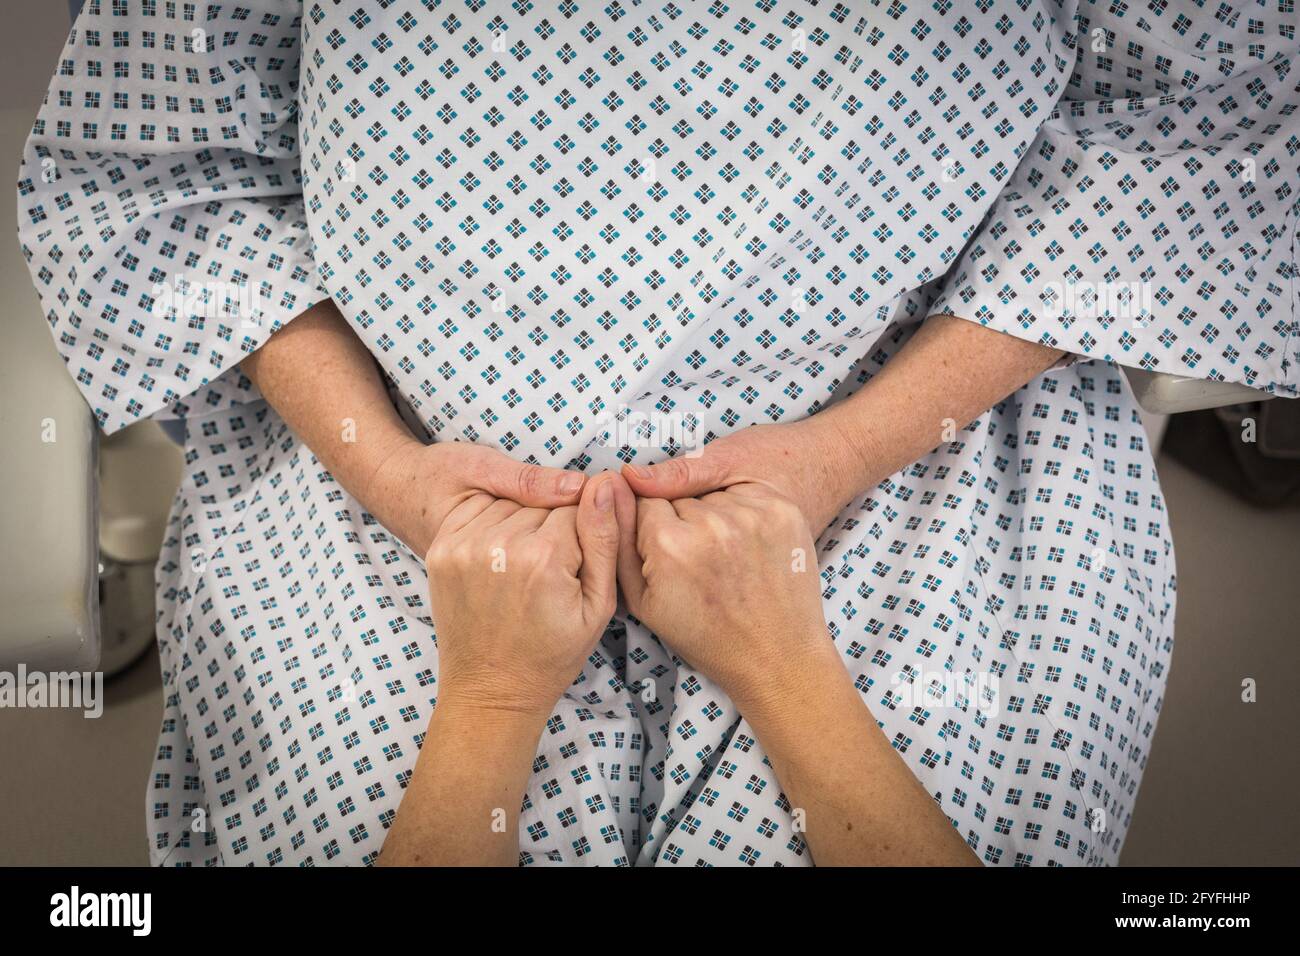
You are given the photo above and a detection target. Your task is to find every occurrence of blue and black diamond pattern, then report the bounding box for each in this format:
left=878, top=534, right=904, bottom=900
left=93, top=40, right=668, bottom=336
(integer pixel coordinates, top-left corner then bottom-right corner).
left=16, top=0, right=1296, bottom=866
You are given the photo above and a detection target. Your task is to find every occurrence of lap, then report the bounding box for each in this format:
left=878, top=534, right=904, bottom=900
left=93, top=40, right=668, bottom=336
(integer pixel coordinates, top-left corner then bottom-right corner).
left=150, top=367, right=1172, bottom=866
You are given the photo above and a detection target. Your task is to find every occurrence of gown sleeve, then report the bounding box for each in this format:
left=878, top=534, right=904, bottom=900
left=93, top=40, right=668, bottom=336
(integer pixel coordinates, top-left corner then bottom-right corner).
left=927, top=14, right=1300, bottom=397
left=15, top=0, right=328, bottom=433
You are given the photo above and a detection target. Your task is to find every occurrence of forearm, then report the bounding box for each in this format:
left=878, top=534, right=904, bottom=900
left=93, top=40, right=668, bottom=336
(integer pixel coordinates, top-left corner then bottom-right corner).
left=818, top=316, right=1064, bottom=489
left=240, top=299, right=423, bottom=541
left=719, top=322, right=1051, bottom=863
left=737, top=643, right=979, bottom=866
left=379, top=699, right=546, bottom=866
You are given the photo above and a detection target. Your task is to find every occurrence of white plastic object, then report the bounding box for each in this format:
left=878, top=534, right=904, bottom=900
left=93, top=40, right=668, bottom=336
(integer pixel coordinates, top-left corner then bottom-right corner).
left=0, top=104, right=99, bottom=672
left=1124, top=367, right=1273, bottom=415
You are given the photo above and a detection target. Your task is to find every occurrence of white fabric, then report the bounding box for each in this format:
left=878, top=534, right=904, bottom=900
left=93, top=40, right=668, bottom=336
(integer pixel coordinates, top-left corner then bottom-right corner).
left=16, top=0, right=1298, bottom=866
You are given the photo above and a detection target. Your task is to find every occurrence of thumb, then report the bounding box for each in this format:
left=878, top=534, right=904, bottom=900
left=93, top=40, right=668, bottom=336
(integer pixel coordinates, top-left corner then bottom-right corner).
left=609, top=472, right=646, bottom=615
left=464, top=445, right=586, bottom=506
left=576, top=472, right=620, bottom=625
left=621, top=449, right=729, bottom=500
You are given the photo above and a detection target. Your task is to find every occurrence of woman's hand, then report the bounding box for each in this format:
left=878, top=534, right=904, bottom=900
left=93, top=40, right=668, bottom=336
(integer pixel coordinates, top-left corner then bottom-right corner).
left=620, top=417, right=865, bottom=540
left=612, top=479, right=979, bottom=866
left=613, top=480, right=840, bottom=710
left=242, top=299, right=588, bottom=559
left=622, top=316, right=1067, bottom=541
left=366, top=438, right=586, bottom=558
left=380, top=473, right=623, bottom=866
left=427, top=472, right=622, bottom=717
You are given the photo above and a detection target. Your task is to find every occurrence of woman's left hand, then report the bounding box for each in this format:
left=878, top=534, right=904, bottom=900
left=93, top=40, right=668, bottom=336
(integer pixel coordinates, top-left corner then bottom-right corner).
left=621, top=416, right=867, bottom=539
left=611, top=477, right=981, bottom=868
left=613, top=480, right=837, bottom=711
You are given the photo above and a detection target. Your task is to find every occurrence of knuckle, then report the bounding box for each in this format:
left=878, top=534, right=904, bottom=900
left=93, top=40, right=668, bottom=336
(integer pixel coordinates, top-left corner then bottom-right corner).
left=701, top=509, right=737, bottom=544
left=509, top=544, right=539, bottom=572
left=659, top=457, right=690, bottom=482
left=452, top=535, right=491, bottom=567
left=770, top=496, right=803, bottom=525
left=516, top=464, right=543, bottom=498
left=530, top=537, right=560, bottom=565
left=645, top=524, right=679, bottom=557
left=678, top=529, right=713, bottom=562
left=425, top=536, right=457, bottom=571
left=522, top=538, right=565, bottom=577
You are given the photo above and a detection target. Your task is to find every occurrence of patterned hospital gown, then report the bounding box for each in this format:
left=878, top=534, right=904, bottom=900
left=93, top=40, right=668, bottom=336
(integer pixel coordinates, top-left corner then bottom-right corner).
left=17, top=0, right=1298, bottom=866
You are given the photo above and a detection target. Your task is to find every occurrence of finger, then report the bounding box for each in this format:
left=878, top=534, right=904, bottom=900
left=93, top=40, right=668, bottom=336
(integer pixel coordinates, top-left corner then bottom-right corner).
left=537, top=504, right=582, bottom=575
left=461, top=445, right=586, bottom=506
left=434, top=491, right=500, bottom=539
left=537, top=503, right=578, bottom=540
left=457, top=496, right=524, bottom=534
left=692, top=488, right=761, bottom=514
left=665, top=495, right=711, bottom=519
left=447, top=500, right=544, bottom=578
left=608, top=472, right=645, bottom=611
left=634, top=496, right=681, bottom=560
left=492, top=505, right=552, bottom=537
left=669, top=496, right=698, bottom=521
left=717, top=480, right=782, bottom=503
left=667, top=495, right=744, bottom=539
left=575, top=473, right=621, bottom=624
left=621, top=448, right=729, bottom=501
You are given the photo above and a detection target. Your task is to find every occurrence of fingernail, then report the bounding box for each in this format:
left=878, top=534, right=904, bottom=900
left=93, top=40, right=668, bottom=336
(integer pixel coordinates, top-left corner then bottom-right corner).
left=559, top=472, right=584, bottom=494
left=595, top=477, right=614, bottom=511
left=626, top=464, right=651, bottom=480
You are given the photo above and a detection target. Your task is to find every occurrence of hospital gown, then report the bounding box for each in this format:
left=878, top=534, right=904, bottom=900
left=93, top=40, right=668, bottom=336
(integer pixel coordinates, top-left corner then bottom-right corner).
left=17, top=0, right=1298, bottom=866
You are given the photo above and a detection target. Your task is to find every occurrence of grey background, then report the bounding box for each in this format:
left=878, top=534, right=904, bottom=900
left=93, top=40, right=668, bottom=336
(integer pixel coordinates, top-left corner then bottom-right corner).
left=0, top=0, right=1296, bottom=866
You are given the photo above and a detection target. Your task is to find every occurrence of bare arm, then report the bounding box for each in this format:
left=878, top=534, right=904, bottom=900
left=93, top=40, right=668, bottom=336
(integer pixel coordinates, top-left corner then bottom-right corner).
left=615, top=480, right=980, bottom=866
left=623, top=316, right=1066, bottom=536
left=616, top=318, right=1063, bottom=865
left=378, top=700, right=545, bottom=866
left=241, top=299, right=586, bottom=556
left=380, top=477, right=623, bottom=866
left=240, top=299, right=428, bottom=547
left=745, top=319, right=1055, bottom=864
left=739, top=640, right=980, bottom=866
left=818, top=315, right=1066, bottom=500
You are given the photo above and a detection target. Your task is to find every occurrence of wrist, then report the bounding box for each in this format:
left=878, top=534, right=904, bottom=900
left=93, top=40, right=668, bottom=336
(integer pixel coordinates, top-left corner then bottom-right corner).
left=815, top=395, right=885, bottom=495
left=426, top=697, right=548, bottom=770
left=358, top=423, right=424, bottom=504
left=432, top=691, right=552, bottom=744
left=358, top=430, right=432, bottom=551
left=727, top=627, right=850, bottom=728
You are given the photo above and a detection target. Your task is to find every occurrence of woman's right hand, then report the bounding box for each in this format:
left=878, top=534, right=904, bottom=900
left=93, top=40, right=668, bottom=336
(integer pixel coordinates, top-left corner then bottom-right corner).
left=381, top=474, right=623, bottom=866
left=426, top=473, right=622, bottom=717
left=364, top=438, right=587, bottom=557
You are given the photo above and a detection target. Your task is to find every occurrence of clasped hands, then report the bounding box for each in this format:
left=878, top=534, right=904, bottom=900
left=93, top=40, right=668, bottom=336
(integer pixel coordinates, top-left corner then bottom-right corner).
left=394, top=417, right=861, bottom=723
